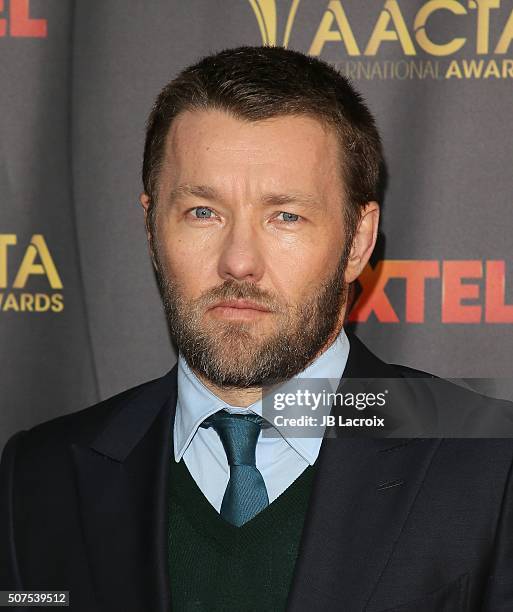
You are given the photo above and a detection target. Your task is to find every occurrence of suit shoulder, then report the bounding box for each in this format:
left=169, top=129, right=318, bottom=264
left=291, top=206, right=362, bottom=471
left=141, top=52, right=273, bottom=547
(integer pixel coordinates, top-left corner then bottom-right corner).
left=3, top=372, right=171, bottom=458
left=394, top=362, right=511, bottom=409
left=390, top=363, right=438, bottom=379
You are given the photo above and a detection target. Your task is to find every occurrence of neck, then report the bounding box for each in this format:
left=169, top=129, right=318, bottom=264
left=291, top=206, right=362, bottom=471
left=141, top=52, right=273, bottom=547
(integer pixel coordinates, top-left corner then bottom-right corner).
left=193, top=323, right=345, bottom=407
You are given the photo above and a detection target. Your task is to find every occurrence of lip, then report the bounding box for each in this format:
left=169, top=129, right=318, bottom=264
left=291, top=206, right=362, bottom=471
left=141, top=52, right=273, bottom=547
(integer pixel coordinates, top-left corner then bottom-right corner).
left=209, top=299, right=271, bottom=312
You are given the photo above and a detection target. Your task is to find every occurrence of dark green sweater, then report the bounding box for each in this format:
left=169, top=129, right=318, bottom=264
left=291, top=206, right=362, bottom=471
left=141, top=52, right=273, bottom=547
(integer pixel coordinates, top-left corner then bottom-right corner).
left=168, top=458, right=317, bottom=612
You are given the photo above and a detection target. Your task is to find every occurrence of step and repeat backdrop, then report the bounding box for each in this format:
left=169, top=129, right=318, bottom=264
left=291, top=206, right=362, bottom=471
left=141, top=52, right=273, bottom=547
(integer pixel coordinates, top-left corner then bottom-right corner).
left=1, top=0, right=512, bottom=450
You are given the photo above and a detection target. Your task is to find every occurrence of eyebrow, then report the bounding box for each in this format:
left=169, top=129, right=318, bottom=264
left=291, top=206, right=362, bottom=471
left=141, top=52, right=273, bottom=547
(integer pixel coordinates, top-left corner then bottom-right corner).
left=168, top=184, right=319, bottom=209
left=168, top=184, right=218, bottom=202
left=260, top=192, right=317, bottom=208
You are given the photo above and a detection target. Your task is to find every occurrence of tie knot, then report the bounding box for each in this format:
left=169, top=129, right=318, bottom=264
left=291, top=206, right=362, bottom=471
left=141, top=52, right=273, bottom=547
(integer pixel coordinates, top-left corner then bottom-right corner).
left=202, top=410, right=264, bottom=466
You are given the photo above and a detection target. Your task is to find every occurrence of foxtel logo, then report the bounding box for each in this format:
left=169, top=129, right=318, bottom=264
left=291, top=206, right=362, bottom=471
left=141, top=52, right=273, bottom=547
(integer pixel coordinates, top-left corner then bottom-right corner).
left=350, top=260, right=513, bottom=323
left=0, top=0, right=47, bottom=38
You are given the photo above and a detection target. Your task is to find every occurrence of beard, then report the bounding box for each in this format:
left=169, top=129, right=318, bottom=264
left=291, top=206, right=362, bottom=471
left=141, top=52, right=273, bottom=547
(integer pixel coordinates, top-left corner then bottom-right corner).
left=152, top=241, right=350, bottom=389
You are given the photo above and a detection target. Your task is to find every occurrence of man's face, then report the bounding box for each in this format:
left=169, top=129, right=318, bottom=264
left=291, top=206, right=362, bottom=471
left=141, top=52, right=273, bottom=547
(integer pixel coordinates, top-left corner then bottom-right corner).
left=147, top=109, right=355, bottom=388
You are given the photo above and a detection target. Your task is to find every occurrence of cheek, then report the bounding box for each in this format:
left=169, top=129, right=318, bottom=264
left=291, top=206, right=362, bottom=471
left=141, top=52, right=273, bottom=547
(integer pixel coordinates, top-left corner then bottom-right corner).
left=265, top=239, right=336, bottom=301
left=158, top=231, right=218, bottom=298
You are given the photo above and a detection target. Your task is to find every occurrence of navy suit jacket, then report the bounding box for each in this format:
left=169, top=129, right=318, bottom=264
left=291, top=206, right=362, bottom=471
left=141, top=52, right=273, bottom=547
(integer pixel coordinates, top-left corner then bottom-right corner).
left=1, top=332, right=513, bottom=611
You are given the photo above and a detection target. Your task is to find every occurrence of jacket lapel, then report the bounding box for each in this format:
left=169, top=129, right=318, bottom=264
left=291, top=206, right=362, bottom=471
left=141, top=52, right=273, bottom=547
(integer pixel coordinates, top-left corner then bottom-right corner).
left=70, top=368, right=178, bottom=612
left=286, top=333, right=442, bottom=612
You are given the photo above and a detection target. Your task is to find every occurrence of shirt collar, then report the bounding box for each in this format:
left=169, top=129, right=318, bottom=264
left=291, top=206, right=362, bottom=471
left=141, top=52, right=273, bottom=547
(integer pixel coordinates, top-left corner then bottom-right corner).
left=174, top=327, right=350, bottom=463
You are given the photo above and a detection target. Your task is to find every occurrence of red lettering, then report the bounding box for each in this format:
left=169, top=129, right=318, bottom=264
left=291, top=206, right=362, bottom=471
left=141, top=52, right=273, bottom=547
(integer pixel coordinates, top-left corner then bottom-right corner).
left=442, top=261, right=482, bottom=323
left=10, top=0, right=47, bottom=37
left=350, top=260, right=440, bottom=323
left=485, top=260, right=513, bottom=322
left=0, top=0, right=6, bottom=36
left=393, top=260, right=439, bottom=323
left=351, top=259, right=513, bottom=324
left=349, top=261, right=399, bottom=323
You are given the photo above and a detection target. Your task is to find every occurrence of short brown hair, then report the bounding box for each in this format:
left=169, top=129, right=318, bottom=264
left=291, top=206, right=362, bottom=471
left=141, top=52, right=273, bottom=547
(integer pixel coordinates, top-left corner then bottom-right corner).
left=142, top=45, right=384, bottom=240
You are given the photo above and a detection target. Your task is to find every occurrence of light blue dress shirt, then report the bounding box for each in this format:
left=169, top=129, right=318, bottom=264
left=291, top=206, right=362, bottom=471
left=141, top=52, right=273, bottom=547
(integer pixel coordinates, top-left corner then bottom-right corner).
left=173, top=327, right=350, bottom=512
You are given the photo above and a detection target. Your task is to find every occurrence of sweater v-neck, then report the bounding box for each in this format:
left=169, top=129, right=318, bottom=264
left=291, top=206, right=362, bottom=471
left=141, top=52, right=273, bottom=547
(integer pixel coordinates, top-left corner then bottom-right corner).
left=168, top=456, right=317, bottom=550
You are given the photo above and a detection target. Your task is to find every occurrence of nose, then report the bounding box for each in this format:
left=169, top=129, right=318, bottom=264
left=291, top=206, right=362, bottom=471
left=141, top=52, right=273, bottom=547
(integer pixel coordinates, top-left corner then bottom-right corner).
left=217, top=216, right=265, bottom=283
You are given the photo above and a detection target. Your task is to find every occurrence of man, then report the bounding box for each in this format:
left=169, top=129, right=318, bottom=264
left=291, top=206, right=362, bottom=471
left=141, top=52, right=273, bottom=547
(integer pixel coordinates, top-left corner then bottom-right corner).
left=1, top=46, right=512, bottom=612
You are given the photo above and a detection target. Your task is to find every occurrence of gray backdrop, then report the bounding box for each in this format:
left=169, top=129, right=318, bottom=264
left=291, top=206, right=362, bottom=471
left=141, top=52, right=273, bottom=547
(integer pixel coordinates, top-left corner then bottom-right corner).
left=1, top=0, right=512, bottom=451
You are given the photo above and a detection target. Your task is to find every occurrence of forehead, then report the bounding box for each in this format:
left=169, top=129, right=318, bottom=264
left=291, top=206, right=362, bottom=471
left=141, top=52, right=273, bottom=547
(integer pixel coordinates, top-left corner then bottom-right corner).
left=160, top=108, right=342, bottom=196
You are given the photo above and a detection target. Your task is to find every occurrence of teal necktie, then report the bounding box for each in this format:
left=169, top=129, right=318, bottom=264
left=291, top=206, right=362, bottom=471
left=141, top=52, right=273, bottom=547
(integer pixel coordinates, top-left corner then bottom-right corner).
left=201, top=410, right=269, bottom=527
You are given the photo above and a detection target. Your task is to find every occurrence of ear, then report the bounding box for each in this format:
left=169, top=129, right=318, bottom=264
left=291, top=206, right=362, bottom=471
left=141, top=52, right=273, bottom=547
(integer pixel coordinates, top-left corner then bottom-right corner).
left=344, top=201, right=380, bottom=284
left=139, top=192, right=158, bottom=271
left=139, top=191, right=151, bottom=225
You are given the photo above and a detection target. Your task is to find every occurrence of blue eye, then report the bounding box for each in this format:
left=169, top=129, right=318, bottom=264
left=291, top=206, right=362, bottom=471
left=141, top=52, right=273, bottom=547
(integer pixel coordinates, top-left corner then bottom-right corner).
left=193, top=207, right=213, bottom=219
left=278, top=212, right=300, bottom=222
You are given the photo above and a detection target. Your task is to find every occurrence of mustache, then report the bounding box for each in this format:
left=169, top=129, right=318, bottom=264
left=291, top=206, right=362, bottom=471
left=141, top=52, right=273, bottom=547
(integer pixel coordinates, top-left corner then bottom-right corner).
left=196, top=280, right=282, bottom=312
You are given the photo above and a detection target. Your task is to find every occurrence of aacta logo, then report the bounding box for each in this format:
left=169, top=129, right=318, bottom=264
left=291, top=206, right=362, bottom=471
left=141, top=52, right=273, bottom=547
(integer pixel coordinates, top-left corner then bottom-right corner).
left=350, top=260, right=513, bottom=324
left=0, top=235, right=63, bottom=313
left=248, top=0, right=513, bottom=55
left=248, top=0, right=513, bottom=80
left=248, top=0, right=301, bottom=46
left=0, top=0, right=47, bottom=38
